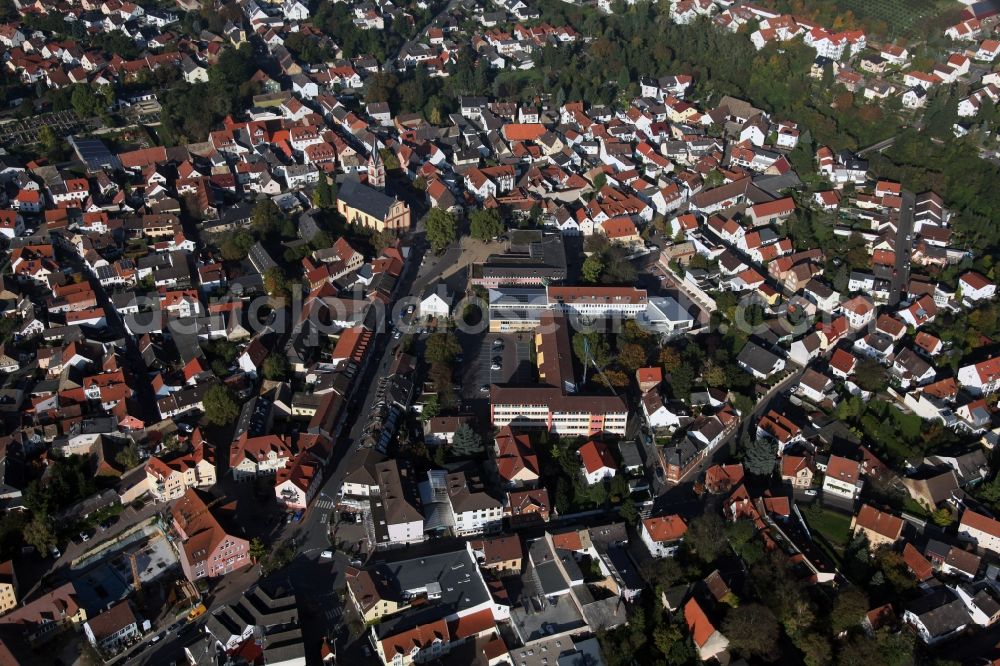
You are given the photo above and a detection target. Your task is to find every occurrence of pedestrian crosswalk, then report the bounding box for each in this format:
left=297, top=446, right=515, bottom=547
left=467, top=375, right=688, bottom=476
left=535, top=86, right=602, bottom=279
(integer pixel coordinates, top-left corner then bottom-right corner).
left=315, top=499, right=336, bottom=510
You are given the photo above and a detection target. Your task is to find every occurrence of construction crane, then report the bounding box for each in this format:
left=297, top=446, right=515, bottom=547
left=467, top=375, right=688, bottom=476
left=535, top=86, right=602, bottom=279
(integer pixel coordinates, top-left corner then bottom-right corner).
left=129, top=531, right=164, bottom=602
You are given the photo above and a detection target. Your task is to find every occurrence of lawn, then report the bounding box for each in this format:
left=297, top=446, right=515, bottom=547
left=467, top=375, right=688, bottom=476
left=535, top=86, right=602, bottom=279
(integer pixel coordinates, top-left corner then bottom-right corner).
left=803, top=505, right=853, bottom=558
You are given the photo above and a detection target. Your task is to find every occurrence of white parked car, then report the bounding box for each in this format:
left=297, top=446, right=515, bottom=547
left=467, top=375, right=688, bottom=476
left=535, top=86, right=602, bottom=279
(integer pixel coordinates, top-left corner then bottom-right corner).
left=320, top=550, right=334, bottom=559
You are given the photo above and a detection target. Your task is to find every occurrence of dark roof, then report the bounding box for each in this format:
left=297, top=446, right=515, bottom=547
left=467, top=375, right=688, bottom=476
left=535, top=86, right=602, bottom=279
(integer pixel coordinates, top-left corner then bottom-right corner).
left=905, top=587, right=971, bottom=639
left=338, top=178, right=399, bottom=221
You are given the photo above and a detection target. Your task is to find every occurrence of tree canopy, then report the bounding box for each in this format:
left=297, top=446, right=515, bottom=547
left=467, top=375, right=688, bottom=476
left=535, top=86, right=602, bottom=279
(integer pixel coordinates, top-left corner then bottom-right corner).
left=425, top=208, right=458, bottom=253
left=470, top=209, right=504, bottom=241
left=203, top=384, right=239, bottom=426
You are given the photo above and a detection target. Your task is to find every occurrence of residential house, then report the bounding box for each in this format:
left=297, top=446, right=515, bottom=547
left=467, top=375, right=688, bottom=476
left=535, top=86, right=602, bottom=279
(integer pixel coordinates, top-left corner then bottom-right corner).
left=578, top=440, right=617, bottom=485
left=171, top=488, right=250, bottom=581
left=851, top=504, right=904, bottom=551
left=822, top=455, right=863, bottom=501
left=640, top=514, right=687, bottom=558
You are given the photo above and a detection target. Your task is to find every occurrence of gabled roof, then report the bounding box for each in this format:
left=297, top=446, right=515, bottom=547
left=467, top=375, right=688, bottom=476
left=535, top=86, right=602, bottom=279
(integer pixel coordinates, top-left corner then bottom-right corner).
left=854, top=504, right=903, bottom=541
left=578, top=440, right=616, bottom=474
left=961, top=508, right=1000, bottom=540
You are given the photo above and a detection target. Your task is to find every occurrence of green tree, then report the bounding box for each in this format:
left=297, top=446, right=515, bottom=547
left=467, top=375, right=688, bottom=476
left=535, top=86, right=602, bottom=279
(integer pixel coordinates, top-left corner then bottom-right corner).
left=619, top=497, right=638, bottom=526
left=854, top=358, right=887, bottom=393
left=252, top=199, right=283, bottom=237
left=249, top=537, right=267, bottom=563
left=312, top=176, right=335, bottom=209
left=582, top=254, right=604, bottom=283
left=685, top=512, right=726, bottom=563
left=830, top=587, right=868, bottom=635
left=723, top=603, right=781, bottom=661
left=450, top=424, right=483, bottom=457
left=263, top=354, right=290, bottom=381
left=37, top=125, right=59, bottom=158
left=114, top=442, right=141, bottom=470
left=421, top=394, right=441, bottom=421
left=221, top=230, right=255, bottom=261
left=425, top=208, right=457, bottom=253
left=796, top=631, right=832, bottom=666
left=469, top=208, right=504, bottom=241
left=425, top=332, right=461, bottom=365
left=617, top=342, right=648, bottom=373
left=203, top=384, right=239, bottom=426
left=263, top=266, right=290, bottom=299
left=745, top=438, right=778, bottom=476
left=23, top=514, right=56, bottom=554
left=572, top=331, right=610, bottom=368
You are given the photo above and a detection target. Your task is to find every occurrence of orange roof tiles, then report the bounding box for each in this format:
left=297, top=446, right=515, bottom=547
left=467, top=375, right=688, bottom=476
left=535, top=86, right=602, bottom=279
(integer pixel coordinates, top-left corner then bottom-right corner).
left=643, top=514, right=687, bottom=542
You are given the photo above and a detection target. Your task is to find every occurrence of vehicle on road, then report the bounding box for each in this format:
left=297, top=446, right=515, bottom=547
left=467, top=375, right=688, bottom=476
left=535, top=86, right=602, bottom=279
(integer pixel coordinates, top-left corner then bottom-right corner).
left=187, top=604, right=207, bottom=621
left=490, top=362, right=501, bottom=371
left=292, top=509, right=304, bottom=522
left=493, top=338, right=503, bottom=347
left=480, top=384, right=489, bottom=393
left=393, top=329, right=401, bottom=339
left=405, top=304, right=415, bottom=315
left=149, top=633, right=164, bottom=645
left=49, top=546, right=61, bottom=559
left=654, top=466, right=665, bottom=480
left=804, top=489, right=817, bottom=497
left=168, top=621, right=184, bottom=633
left=320, top=550, right=334, bottom=559
left=78, top=531, right=90, bottom=542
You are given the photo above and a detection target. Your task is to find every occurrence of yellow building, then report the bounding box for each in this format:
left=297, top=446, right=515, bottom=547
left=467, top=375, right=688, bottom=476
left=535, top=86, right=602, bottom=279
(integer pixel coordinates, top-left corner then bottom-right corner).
left=0, top=561, right=16, bottom=615
left=336, top=179, right=410, bottom=233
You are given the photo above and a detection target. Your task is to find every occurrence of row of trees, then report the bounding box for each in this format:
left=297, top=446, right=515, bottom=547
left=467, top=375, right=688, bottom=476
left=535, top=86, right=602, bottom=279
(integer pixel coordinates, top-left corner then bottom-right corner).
left=425, top=208, right=506, bottom=254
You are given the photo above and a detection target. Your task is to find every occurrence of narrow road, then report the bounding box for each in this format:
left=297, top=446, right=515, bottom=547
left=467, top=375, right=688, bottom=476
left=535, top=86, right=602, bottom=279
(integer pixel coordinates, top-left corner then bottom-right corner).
left=889, top=189, right=915, bottom=306
left=856, top=135, right=898, bottom=157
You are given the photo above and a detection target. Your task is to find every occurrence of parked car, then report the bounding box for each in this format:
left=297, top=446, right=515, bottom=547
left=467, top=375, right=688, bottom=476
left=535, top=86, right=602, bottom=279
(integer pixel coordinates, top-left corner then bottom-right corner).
left=320, top=550, right=334, bottom=559
left=292, top=509, right=304, bottom=522
left=804, top=489, right=818, bottom=497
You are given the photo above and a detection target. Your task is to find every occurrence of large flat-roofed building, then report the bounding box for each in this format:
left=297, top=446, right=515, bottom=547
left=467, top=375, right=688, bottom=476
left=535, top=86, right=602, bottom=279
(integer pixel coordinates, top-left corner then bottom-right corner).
left=472, top=231, right=567, bottom=289
left=487, top=285, right=664, bottom=333
left=491, top=312, right=627, bottom=436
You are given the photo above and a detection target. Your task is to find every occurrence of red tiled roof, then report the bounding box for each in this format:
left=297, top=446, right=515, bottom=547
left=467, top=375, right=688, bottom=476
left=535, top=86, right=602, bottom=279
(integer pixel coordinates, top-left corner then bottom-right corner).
left=642, top=514, right=687, bottom=542
left=961, top=508, right=1000, bottom=539
left=579, top=440, right=617, bottom=474
left=826, top=455, right=860, bottom=484
left=684, top=597, right=716, bottom=647
left=902, top=543, right=933, bottom=581
left=854, top=504, right=903, bottom=541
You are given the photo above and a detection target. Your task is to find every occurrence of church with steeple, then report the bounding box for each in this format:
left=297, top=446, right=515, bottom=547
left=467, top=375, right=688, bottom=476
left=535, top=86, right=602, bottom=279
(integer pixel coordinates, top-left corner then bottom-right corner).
left=366, top=144, right=385, bottom=190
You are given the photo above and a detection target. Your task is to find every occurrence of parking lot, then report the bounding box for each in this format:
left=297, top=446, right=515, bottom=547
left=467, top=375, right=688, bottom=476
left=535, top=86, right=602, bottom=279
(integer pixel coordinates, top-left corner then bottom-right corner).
left=461, top=332, right=534, bottom=398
